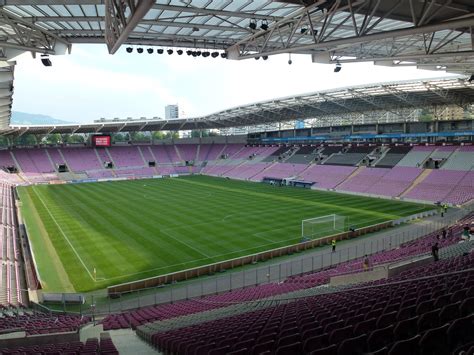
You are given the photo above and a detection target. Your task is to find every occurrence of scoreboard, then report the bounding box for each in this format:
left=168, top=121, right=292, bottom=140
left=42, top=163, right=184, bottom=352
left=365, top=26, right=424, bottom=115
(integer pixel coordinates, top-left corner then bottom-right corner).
left=92, top=135, right=111, bottom=147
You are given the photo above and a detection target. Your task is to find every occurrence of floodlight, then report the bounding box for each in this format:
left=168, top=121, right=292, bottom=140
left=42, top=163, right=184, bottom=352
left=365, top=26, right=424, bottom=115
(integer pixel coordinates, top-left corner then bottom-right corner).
left=249, top=19, right=257, bottom=30
left=262, top=55, right=268, bottom=60
left=40, top=54, right=52, bottom=66
left=220, top=52, right=227, bottom=59
left=177, top=49, right=183, bottom=55
left=211, top=51, right=219, bottom=58
left=468, top=74, right=474, bottom=83
left=334, top=62, right=342, bottom=72
left=167, top=49, right=173, bottom=55
left=157, top=48, right=164, bottom=54
left=137, top=47, right=144, bottom=54
left=255, top=56, right=260, bottom=60
left=202, top=51, right=210, bottom=57
left=261, top=20, right=268, bottom=30
left=186, top=50, right=192, bottom=56
left=126, top=47, right=133, bottom=53
left=147, top=48, right=153, bottom=54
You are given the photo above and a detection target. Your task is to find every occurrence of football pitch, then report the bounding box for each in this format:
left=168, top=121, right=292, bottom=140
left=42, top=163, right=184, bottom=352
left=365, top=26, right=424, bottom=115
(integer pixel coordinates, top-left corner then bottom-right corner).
left=17, top=175, right=432, bottom=292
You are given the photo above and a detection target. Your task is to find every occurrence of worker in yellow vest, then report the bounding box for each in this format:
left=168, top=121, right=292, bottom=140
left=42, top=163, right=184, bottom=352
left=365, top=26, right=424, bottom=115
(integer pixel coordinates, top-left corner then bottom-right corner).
left=331, top=239, right=336, bottom=252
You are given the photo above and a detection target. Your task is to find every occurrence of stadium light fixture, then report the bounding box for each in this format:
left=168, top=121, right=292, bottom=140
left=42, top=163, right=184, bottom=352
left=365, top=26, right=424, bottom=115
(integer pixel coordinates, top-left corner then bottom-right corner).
left=126, top=47, right=133, bottom=53
left=262, top=55, right=268, bottom=60
left=40, top=54, right=52, bottom=66
left=220, top=52, right=227, bottom=59
left=300, top=28, right=307, bottom=34
left=186, top=50, right=192, bottom=56
left=249, top=19, right=257, bottom=30
left=255, top=56, right=260, bottom=60
left=334, top=62, right=342, bottom=72
left=196, top=50, right=202, bottom=56
left=147, top=48, right=153, bottom=54
left=177, top=49, right=183, bottom=55
left=137, top=47, right=144, bottom=54
left=211, top=51, right=219, bottom=58
left=167, top=49, right=173, bottom=55
left=192, top=51, right=198, bottom=57
left=260, top=20, right=269, bottom=31
left=157, top=48, right=164, bottom=54
left=202, top=51, right=210, bottom=57
left=468, top=74, right=474, bottom=83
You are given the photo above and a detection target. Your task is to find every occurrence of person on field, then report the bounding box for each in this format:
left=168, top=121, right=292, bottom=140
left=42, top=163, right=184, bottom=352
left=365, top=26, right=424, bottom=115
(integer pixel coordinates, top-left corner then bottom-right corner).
left=331, top=239, right=336, bottom=252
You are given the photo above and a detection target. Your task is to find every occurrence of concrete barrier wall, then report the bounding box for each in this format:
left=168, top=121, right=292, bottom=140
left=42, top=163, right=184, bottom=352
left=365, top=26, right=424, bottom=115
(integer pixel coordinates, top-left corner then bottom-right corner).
left=0, top=331, right=79, bottom=348
left=107, top=221, right=392, bottom=295
left=329, top=265, right=388, bottom=287
left=387, top=255, right=433, bottom=278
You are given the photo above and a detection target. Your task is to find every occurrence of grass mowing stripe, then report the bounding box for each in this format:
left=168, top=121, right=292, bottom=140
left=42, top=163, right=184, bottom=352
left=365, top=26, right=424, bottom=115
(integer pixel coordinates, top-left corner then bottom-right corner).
left=32, top=186, right=95, bottom=282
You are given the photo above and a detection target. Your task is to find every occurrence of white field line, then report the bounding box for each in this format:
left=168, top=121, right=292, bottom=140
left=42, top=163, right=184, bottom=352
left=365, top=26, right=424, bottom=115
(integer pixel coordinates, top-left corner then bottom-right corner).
left=32, top=187, right=96, bottom=282
left=160, top=229, right=211, bottom=258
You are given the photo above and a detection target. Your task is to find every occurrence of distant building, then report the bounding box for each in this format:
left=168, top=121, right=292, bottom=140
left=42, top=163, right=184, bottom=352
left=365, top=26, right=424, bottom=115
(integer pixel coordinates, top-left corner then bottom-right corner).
left=165, top=104, right=179, bottom=120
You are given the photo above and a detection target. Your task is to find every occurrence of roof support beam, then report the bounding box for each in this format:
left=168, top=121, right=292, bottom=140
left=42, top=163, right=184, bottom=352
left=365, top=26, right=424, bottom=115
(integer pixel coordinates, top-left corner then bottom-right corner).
left=105, top=0, right=155, bottom=54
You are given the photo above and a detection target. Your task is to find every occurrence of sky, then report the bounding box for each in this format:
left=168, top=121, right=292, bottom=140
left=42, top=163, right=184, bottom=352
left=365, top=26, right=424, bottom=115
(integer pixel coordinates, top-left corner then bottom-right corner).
left=11, top=44, right=456, bottom=124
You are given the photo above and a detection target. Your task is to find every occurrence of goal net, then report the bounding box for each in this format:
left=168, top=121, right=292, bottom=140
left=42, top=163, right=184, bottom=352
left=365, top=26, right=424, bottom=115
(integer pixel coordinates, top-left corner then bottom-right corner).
left=302, top=214, right=346, bottom=239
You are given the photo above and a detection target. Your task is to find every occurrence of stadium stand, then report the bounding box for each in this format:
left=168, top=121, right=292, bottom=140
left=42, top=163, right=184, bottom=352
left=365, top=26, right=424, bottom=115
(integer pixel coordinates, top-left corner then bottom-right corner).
left=250, top=163, right=307, bottom=181
left=61, top=148, right=103, bottom=171
left=376, top=146, right=413, bottom=168
left=323, top=146, right=373, bottom=166
left=138, top=247, right=473, bottom=354
left=397, top=146, right=435, bottom=167
left=0, top=311, right=89, bottom=335
left=286, top=146, right=319, bottom=164
left=337, top=167, right=390, bottom=193
left=106, top=146, right=145, bottom=168
left=404, top=170, right=470, bottom=203
left=365, top=167, right=423, bottom=197
left=0, top=143, right=472, bottom=206
left=177, top=144, right=198, bottom=162
left=441, top=145, right=474, bottom=170
left=0, top=183, right=26, bottom=308
left=298, top=165, right=357, bottom=189
left=0, top=336, right=118, bottom=354
left=14, top=149, right=54, bottom=174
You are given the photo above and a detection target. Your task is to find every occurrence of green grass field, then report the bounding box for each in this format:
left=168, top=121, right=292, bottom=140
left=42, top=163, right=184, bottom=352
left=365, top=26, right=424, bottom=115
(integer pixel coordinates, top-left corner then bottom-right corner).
left=17, top=175, right=432, bottom=292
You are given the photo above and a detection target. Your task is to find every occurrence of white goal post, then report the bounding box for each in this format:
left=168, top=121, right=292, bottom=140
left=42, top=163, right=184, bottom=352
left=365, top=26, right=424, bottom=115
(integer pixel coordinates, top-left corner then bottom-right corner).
left=301, top=214, right=346, bottom=239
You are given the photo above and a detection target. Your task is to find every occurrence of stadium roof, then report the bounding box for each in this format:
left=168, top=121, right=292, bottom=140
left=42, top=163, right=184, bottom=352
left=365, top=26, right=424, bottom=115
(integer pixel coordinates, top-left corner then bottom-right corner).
left=5, top=77, right=474, bottom=136
left=1, top=0, right=472, bottom=74
left=0, top=0, right=472, bottom=131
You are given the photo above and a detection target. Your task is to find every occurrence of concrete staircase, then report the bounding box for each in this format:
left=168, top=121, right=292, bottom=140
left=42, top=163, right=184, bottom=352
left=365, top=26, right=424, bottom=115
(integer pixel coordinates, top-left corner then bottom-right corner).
left=400, top=169, right=432, bottom=197
left=9, top=151, right=21, bottom=173
left=334, top=166, right=365, bottom=189
left=174, top=145, right=183, bottom=162
left=44, top=149, right=58, bottom=172
left=195, top=144, right=200, bottom=162
left=248, top=162, right=276, bottom=180
left=137, top=146, right=149, bottom=167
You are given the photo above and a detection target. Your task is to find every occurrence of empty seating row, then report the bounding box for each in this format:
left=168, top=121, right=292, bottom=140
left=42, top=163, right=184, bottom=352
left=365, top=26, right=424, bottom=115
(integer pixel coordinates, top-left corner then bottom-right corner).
left=142, top=253, right=474, bottom=355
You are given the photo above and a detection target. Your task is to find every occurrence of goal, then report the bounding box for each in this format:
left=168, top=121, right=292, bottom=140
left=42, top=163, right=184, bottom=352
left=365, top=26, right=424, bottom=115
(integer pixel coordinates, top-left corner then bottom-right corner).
left=301, top=214, right=346, bottom=239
